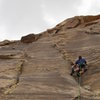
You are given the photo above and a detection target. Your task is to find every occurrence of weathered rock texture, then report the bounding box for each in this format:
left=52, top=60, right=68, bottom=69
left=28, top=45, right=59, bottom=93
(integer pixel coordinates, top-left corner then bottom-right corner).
left=0, top=40, right=16, bottom=46
left=21, top=34, right=40, bottom=43
left=0, top=15, right=100, bottom=100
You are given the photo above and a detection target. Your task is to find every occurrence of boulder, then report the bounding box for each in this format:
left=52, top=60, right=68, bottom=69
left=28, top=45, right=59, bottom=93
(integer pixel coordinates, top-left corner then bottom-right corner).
left=21, top=34, right=36, bottom=43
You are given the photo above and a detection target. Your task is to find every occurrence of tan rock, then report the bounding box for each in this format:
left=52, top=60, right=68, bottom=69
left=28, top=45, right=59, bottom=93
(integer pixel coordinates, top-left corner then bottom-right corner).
left=1, top=15, right=100, bottom=99
left=0, top=40, right=14, bottom=46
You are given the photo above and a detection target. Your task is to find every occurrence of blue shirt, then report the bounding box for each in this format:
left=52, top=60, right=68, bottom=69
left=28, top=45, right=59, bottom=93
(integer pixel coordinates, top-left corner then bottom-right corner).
left=75, top=58, right=86, bottom=65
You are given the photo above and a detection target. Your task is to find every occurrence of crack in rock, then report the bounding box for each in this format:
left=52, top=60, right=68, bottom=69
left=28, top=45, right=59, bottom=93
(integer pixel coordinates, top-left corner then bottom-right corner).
left=2, top=60, right=24, bottom=95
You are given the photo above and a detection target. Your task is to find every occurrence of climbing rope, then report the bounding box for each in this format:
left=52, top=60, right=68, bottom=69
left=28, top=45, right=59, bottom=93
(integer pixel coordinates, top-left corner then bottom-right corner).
left=78, top=76, right=81, bottom=100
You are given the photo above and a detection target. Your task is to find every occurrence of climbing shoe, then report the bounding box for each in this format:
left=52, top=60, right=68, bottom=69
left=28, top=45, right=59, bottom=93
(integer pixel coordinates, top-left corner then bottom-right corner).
left=77, top=73, right=81, bottom=77
left=70, top=73, right=73, bottom=76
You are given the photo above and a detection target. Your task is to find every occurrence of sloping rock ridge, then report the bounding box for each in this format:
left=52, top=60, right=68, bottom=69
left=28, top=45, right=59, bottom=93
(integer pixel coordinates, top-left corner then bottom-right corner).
left=0, top=15, right=100, bottom=100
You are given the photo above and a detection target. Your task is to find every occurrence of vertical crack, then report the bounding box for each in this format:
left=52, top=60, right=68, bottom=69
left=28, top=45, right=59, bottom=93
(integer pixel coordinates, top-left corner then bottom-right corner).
left=3, top=60, right=24, bottom=95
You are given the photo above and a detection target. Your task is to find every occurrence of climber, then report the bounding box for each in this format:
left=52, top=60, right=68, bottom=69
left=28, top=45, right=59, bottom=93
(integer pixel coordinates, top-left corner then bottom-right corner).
left=70, top=56, right=87, bottom=76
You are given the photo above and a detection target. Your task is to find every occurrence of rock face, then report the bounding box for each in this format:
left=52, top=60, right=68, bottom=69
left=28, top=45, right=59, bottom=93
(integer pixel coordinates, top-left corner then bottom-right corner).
left=1, top=15, right=100, bottom=100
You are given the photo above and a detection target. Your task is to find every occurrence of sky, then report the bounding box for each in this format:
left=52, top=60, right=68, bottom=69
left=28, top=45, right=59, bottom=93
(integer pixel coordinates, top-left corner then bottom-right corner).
left=0, top=0, right=100, bottom=41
